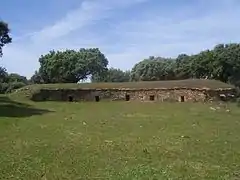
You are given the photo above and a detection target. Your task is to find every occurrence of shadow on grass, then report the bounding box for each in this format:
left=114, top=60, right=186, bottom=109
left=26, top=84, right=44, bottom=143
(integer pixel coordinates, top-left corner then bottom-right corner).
left=0, top=96, right=53, bottom=118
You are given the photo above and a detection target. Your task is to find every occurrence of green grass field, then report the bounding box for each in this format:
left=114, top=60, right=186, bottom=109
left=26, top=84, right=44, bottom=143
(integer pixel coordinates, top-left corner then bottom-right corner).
left=0, top=95, right=240, bottom=179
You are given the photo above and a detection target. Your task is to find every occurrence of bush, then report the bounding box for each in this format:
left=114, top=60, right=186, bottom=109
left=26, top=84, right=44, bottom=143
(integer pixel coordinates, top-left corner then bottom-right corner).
left=5, top=82, right=26, bottom=93
left=0, top=82, right=27, bottom=94
left=0, top=83, right=10, bottom=94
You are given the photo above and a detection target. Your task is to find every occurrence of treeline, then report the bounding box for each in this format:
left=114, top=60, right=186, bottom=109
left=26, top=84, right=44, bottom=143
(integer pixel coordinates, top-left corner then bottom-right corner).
left=1, top=44, right=240, bottom=94
left=131, top=43, right=240, bottom=86
left=30, top=43, right=240, bottom=87
left=0, top=67, right=29, bottom=93
left=1, top=20, right=240, bottom=93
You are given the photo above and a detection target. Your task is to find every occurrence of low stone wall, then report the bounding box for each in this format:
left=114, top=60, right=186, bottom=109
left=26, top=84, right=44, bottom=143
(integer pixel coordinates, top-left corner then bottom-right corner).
left=30, top=88, right=237, bottom=102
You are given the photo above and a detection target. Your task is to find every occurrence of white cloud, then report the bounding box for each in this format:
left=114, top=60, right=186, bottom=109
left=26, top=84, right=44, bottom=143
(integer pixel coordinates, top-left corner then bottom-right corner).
left=1, top=0, right=240, bottom=78
left=31, top=0, right=148, bottom=43
left=106, top=0, right=240, bottom=69
left=1, top=0, right=148, bottom=78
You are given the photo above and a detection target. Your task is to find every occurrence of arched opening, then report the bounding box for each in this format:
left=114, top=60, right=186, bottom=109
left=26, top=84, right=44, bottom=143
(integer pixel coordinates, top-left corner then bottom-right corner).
left=68, top=95, right=74, bottom=102
left=95, top=96, right=100, bottom=102
left=149, top=95, right=155, bottom=101
left=125, top=94, right=130, bottom=101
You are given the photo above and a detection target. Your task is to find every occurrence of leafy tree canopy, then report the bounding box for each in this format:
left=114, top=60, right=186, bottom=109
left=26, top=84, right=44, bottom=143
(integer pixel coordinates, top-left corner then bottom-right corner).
left=30, top=71, right=44, bottom=84
left=92, top=68, right=130, bottom=82
left=37, top=48, right=109, bottom=83
left=129, top=43, right=240, bottom=87
left=26, top=42, right=240, bottom=88
left=0, top=21, right=12, bottom=57
left=7, top=73, right=28, bottom=84
left=0, top=69, right=28, bottom=94
left=130, top=57, right=176, bottom=81
left=0, top=67, right=7, bottom=83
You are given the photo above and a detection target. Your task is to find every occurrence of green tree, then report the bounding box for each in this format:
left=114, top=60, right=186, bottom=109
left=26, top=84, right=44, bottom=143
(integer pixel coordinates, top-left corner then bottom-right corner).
left=0, top=69, right=28, bottom=94
left=6, top=73, right=28, bottom=84
left=5, top=82, right=27, bottom=93
left=182, top=43, right=240, bottom=86
left=212, top=43, right=240, bottom=85
left=92, top=68, right=130, bottom=82
left=175, top=54, right=192, bottom=79
left=0, top=21, right=12, bottom=93
left=30, top=71, right=44, bottom=84
left=0, top=21, right=12, bottom=57
left=38, top=48, right=108, bottom=83
left=0, top=67, right=7, bottom=82
left=130, top=57, right=176, bottom=81
left=189, top=50, right=215, bottom=79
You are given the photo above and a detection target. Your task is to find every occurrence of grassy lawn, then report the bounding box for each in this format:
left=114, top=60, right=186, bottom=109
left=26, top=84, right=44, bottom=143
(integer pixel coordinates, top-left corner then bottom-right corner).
left=0, top=96, right=240, bottom=179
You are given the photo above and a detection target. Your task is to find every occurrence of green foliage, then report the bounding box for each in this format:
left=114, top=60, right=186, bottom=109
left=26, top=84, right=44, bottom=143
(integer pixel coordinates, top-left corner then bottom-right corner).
left=0, top=82, right=27, bottom=94
left=37, top=48, right=108, bottom=83
left=183, top=44, right=240, bottom=85
left=5, top=82, right=26, bottom=93
left=0, top=67, right=7, bottom=82
left=189, top=50, right=215, bottom=79
left=30, top=71, right=44, bottom=84
left=0, top=21, right=12, bottom=57
left=0, top=69, right=28, bottom=94
left=0, top=20, right=17, bottom=93
left=0, top=67, right=9, bottom=93
left=130, top=57, right=176, bottom=81
left=130, top=43, right=240, bottom=87
left=92, top=68, right=130, bottom=82
left=26, top=43, right=240, bottom=87
left=7, top=73, right=28, bottom=84
left=0, top=83, right=9, bottom=93
left=175, top=54, right=192, bottom=79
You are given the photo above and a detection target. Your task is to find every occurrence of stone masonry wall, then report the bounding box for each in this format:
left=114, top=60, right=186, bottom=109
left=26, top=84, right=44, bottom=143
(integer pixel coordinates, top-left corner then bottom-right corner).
left=30, top=88, right=236, bottom=102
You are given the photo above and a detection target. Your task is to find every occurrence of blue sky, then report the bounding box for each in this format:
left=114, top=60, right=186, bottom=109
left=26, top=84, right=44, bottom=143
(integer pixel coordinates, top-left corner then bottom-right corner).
left=1, top=0, right=240, bottom=78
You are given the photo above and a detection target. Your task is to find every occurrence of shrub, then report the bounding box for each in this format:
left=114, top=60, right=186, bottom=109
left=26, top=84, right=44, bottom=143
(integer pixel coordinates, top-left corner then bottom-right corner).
left=0, top=83, right=9, bottom=94
left=5, top=82, right=26, bottom=93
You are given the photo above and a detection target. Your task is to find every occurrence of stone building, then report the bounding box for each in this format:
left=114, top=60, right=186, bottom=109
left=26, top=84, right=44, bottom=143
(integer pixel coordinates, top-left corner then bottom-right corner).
left=30, top=79, right=236, bottom=102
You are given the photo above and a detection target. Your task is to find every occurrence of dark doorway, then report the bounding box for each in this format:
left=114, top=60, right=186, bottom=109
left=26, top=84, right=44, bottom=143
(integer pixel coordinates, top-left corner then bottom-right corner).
left=219, top=94, right=226, bottom=101
left=125, top=94, right=130, bottom=101
left=180, top=96, right=185, bottom=102
left=95, top=96, right=100, bottom=102
left=149, top=95, right=155, bottom=101
left=68, top=95, right=74, bottom=102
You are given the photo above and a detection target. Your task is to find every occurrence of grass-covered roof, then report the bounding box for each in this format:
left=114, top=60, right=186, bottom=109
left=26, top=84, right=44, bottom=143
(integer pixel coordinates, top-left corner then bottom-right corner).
left=24, top=79, right=234, bottom=90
